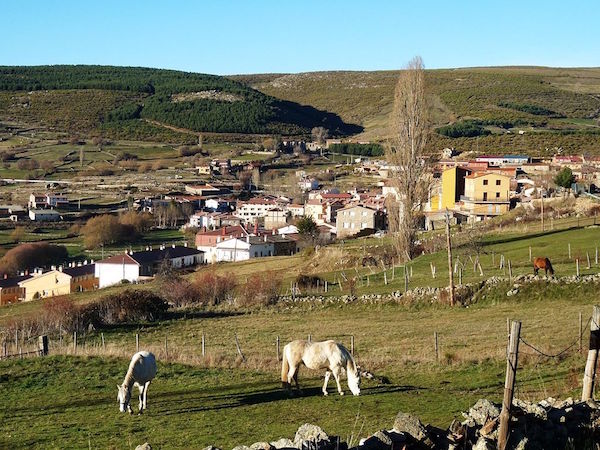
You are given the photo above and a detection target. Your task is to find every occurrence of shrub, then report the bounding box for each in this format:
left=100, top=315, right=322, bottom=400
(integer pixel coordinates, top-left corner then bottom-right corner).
left=86, top=289, right=168, bottom=325
left=436, top=121, right=491, bottom=138
left=179, top=146, right=202, bottom=157
left=329, top=143, right=383, bottom=156
left=295, top=274, right=324, bottom=290
left=159, top=276, right=204, bottom=308
left=0, top=242, right=68, bottom=274
left=194, top=271, right=237, bottom=306
left=41, top=296, right=79, bottom=332
left=238, top=271, right=281, bottom=307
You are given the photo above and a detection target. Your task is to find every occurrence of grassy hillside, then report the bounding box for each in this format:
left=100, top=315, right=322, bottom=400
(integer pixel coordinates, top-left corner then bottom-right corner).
left=0, top=66, right=361, bottom=138
left=233, top=67, right=600, bottom=154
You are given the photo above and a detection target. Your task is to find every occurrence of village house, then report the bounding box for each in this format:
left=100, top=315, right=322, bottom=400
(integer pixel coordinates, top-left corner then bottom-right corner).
left=336, top=205, right=386, bottom=238
left=475, top=155, right=529, bottom=167
left=28, top=193, right=69, bottom=209
left=215, top=236, right=275, bottom=262
left=18, top=268, right=73, bottom=302
left=298, top=177, right=319, bottom=192
left=234, top=197, right=280, bottom=223
left=285, top=203, right=305, bottom=217
left=29, top=209, right=61, bottom=222
left=458, top=172, right=512, bottom=220
left=264, top=208, right=288, bottom=230
left=94, top=246, right=204, bottom=288
left=0, top=274, right=31, bottom=306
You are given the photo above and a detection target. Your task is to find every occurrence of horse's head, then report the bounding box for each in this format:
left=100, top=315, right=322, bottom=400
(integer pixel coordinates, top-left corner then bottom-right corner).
left=117, top=384, right=132, bottom=413
left=348, top=365, right=361, bottom=396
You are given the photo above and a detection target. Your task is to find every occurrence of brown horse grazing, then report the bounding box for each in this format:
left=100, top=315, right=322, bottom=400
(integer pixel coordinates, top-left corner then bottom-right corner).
left=533, top=257, right=554, bottom=276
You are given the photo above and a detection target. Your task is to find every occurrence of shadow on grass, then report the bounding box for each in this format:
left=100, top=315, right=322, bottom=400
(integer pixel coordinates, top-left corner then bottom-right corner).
left=481, top=227, right=581, bottom=247
left=158, top=383, right=423, bottom=416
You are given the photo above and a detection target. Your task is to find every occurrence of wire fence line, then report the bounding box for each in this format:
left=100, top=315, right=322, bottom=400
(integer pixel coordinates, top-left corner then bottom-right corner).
left=519, top=316, right=592, bottom=359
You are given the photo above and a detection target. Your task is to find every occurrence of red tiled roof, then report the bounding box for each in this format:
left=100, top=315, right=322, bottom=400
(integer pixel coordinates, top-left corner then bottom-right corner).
left=97, top=253, right=140, bottom=266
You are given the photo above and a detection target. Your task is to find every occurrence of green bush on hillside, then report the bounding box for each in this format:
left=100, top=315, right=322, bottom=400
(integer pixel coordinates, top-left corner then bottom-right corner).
left=329, top=143, right=384, bottom=156
left=436, top=121, right=492, bottom=138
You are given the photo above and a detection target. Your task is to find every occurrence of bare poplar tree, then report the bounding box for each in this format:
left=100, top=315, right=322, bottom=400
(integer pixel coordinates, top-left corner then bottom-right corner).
left=385, top=56, right=429, bottom=260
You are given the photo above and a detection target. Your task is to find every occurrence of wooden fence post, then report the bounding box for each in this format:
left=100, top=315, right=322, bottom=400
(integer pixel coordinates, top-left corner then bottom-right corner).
left=576, top=259, right=580, bottom=278
left=508, top=260, right=513, bottom=281
left=579, top=312, right=583, bottom=352
left=582, top=305, right=600, bottom=401
left=528, top=246, right=532, bottom=261
left=276, top=336, right=280, bottom=361
left=136, top=333, right=139, bottom=352
left=383, top=271, right=387, bottom=285
left=587, top=252, right=591, bottom=270
left=325, top=280, right=328, bottom=293
left=569, top=243, right=572, bottom=259
left=73, top=331, right=77, bottom=353
left=403, top=267, right=408, bottom=293
left=445, top=211, right=455, bottom=307
left=101, top=333, right=105, bottom=350
left=202, top=332, right=206, bottom=357
left=164, top=336, right=168, bottom=358
left=350, top=335, right=354, bottom=356
left=235, top=334, right=245, bottom=362
left=458, top=267, right=462, bottom=286
left=434, top=332, right=439, bottom=362
left=38, top=335, right=48, bottom=356
left=308, top=334, right=312, bottom=343
left=498, top=320, right=522, bottom=450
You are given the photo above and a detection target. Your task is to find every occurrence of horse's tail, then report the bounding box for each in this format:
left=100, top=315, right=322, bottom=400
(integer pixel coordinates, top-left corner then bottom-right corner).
left=547, top=258, right=555, bottom=274
left=281, top=345, right=290, bottom=388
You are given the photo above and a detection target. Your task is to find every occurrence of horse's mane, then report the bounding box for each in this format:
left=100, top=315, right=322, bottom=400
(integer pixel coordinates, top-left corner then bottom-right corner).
left=122, top=354, right=140, bottom=391
left=338, top=344, right=357, bottom=374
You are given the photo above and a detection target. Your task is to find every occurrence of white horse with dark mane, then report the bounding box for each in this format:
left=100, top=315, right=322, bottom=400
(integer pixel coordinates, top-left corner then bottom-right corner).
left=117, top=351, right=157, bottom=414
left=281, top=339, right=360, bottom=396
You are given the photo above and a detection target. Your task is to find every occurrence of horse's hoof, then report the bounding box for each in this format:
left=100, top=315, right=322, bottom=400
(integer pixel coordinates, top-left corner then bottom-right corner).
left=339, top=392, right=344, bottom=396
left=323, top=391, right=328, bottom=396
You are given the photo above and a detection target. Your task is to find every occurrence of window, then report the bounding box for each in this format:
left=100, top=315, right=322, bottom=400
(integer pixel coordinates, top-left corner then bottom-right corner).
left=483, top=192, right=488, bottom=201
left=483, top=180, right=488, bottom=185
left=496, top=180, right=501, bottom=186
left=496, top=192, right=500, bottom=198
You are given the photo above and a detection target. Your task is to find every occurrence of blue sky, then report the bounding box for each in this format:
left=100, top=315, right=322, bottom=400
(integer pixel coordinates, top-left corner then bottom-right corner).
left=1, top=1, right=598, bottom=74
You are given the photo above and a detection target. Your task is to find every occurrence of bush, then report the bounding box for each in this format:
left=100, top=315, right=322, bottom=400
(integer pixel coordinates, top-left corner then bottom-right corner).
left=238, top=271, right=281, bottom=306
left=179, top=146, right=202, bottom=157
left=194, top=271, right=237, bottom=306
left=436, top=121, right=492, bottom=138
left=159, top=276, right=204, bottom=308
left=41, top=296, right=79, bottom=332
left=86, top=289, right=168, bottom=325
left=0, top=242, right=68, bottom=275
left=295, top=274, right=324, bottom=290
left=329, top=143, right=383, bottom=156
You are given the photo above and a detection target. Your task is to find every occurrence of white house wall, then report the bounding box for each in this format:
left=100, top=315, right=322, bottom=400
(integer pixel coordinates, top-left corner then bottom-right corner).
left=95, top=263, right=140, bottom=288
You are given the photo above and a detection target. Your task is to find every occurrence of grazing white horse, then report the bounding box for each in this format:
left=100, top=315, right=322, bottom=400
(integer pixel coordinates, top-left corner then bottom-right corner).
left=117, top=351, right=157, bottom=414
left=281, top=339, right=360, bottom=396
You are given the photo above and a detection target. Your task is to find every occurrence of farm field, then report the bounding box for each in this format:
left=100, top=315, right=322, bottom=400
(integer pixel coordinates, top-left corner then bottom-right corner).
left=2, top=223, right=600, bottom=448
left=0, top=286, right=593, bottom=449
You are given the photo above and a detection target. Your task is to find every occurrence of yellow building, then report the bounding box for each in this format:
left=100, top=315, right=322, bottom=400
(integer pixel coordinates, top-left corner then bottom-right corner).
left=441, top=167, right=472, bottom=210
left=18, top=270, right=72, bottom=302
left=460, top=172, right=511, bottom=218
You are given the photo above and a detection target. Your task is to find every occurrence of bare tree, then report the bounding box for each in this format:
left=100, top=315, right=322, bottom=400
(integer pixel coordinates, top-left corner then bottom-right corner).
left=385, top=56, right=429, bottom=260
